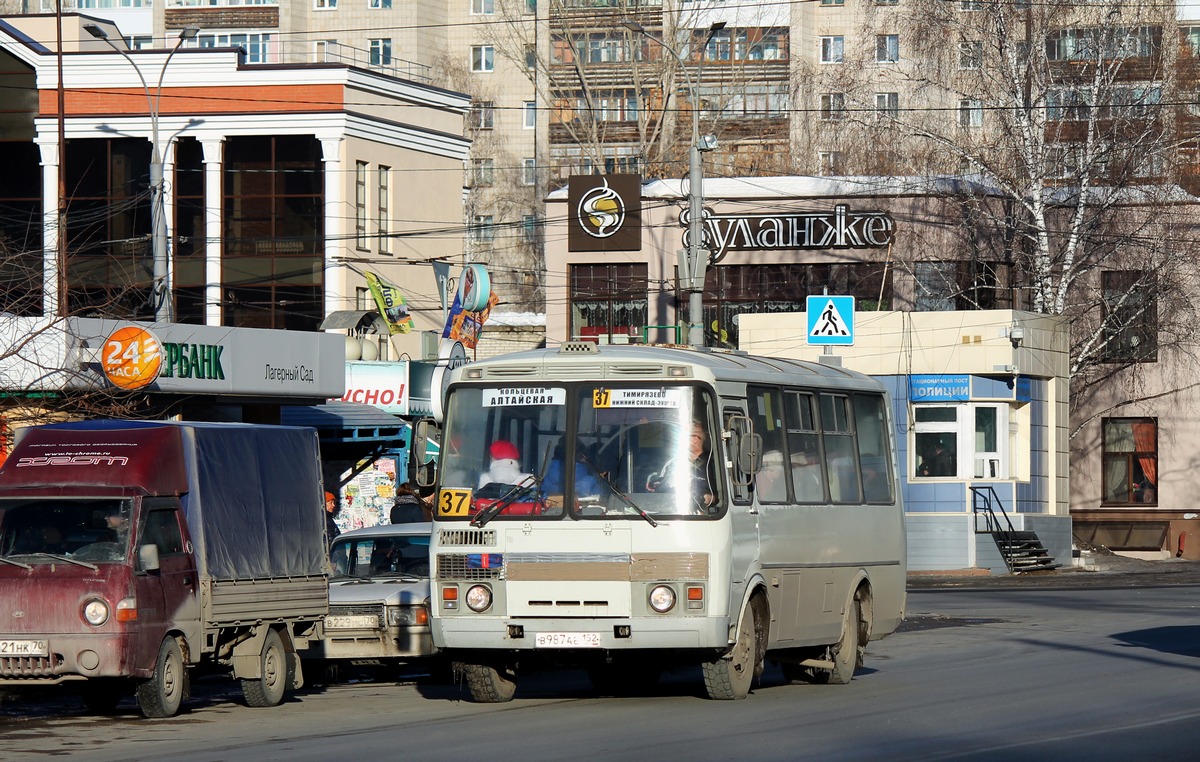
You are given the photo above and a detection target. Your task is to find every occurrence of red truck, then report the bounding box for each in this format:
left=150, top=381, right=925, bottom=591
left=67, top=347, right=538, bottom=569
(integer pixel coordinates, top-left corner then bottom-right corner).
left=0, top=420, right=329, bottom=717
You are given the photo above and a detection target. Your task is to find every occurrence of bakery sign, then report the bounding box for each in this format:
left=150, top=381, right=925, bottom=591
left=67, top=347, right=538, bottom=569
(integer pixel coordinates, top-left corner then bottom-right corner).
left=684, top=204, right=894, bottom=258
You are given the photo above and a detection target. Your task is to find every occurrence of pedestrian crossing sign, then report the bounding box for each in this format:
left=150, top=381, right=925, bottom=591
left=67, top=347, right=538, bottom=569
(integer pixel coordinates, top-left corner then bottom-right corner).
left=806, top=295, right=855, bottom=346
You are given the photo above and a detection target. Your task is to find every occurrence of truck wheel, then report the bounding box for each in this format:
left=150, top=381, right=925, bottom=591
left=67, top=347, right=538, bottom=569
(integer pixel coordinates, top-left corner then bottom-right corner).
left=80, top=678, right=126, bottom=714
left=242, top=629, right=291, bottom=708
left=702, top=603, right=759, bottom=700
left=460, top=661, right=517, bottom=703
left=136, top=637, right=188, bottom=718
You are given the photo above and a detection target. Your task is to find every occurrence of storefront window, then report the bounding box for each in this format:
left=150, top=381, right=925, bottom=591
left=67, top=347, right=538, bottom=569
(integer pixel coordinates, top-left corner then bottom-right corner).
left=569, top=264, right=648, bottom=343
left=1102, top=417, right=1157, bottom=505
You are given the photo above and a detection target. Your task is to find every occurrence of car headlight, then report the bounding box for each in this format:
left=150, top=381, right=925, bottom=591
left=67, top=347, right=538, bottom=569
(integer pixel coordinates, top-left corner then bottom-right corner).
left=83, top=598, right=110, bottom=626
left=387, top=605, right=430, bottom=626
left=465, top=585, right=492, bottom=613
left=649, top=585, right=676, bottom=613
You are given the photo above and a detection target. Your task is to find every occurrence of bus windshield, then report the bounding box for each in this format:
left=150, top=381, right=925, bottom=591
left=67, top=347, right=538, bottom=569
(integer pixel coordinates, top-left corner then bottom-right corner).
left=436, top=383, right=722, bottom=522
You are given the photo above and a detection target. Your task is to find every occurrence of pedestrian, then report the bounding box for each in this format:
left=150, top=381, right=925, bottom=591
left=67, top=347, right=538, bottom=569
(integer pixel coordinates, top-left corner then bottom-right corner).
left=390, top=482, right=430, bottom=523
left=324, top=490, right=341, bottom=548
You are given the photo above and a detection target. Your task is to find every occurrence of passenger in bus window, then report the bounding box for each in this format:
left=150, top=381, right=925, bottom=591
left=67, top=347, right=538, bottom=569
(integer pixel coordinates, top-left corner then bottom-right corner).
left=646, top=421, right=716, bottom=511
left=791, top=451, right=824, bottom=502
left=756, top=450, right=788, bottom=502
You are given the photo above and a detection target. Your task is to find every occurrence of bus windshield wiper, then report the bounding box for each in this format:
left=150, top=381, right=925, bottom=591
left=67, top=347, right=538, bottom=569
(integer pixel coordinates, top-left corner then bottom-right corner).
left=0, top=556, right=32, bottom=569
left=578, top=450, right=657, bottom=527
left=471, top=481, right=538, bottom=528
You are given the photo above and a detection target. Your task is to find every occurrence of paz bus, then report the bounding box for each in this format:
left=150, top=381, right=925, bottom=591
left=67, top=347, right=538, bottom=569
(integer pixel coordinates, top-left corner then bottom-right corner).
left=423, top=342, right=906, bottom=701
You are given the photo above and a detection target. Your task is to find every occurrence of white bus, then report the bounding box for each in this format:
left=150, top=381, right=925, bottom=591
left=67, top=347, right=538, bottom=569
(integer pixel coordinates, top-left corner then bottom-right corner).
left=425, top=342, right=906, bottom=702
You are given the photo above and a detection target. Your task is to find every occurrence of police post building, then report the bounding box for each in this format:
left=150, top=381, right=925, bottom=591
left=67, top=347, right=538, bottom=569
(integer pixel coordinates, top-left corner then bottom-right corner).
left=545, top=175, right=1071, bottom=573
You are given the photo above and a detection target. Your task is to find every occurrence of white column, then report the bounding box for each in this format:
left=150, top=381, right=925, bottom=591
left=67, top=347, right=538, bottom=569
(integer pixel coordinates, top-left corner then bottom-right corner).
left=35, top=137, right=61, bottom=317
left=321, top=137, right=344, bottom=317
left=202, top=138, right=224, bottom=326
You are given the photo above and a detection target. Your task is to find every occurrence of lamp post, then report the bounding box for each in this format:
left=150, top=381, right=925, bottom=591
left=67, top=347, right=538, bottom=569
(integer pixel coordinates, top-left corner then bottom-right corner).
left=84, top=24, right=199, bottom=323
left=622, top=20, right=725, bottom=347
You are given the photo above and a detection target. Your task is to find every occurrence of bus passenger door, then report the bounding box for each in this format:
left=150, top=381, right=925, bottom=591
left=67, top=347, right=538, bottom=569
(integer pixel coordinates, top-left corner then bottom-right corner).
left=725, top=410, right=759, bottom=594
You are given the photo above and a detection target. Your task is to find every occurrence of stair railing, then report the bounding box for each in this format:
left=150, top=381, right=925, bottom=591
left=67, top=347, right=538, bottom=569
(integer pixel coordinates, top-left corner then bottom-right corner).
left=970, top=485, right=1019, bottom=569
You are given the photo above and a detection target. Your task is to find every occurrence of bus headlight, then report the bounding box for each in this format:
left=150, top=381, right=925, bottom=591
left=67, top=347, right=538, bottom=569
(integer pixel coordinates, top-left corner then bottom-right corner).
left=648, top=585, right=676, bottom=613
left=82, top=598, right=110, bottom=626
left=465, top=585, right=493, bottom=612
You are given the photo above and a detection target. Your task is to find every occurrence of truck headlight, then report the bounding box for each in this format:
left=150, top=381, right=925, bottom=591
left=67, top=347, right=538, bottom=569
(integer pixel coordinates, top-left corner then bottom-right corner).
left=465, top=585, right=492, bottom=612
left=83, top=598, right=110, bottom=626
left=649, top=585, right=676, bottom=613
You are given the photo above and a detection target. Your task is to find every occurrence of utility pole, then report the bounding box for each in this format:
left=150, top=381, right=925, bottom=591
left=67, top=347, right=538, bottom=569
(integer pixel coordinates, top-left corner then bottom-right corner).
left=85, top=24, right=200, bottom=323
left=622, top=20, right=725, bottom=347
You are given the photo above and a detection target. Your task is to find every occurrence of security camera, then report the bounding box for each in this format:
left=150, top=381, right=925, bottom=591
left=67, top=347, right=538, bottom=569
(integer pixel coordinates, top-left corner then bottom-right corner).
left=1009, top=325, right=1024, bottom=347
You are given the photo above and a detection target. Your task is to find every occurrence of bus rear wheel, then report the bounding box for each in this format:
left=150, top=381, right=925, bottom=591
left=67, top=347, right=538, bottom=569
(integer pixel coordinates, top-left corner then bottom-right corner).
left=817, top=598, right=862, bottom=685
left=702, top=603, right=759, bottom=700
left=460, top=661, right=517, bottom=703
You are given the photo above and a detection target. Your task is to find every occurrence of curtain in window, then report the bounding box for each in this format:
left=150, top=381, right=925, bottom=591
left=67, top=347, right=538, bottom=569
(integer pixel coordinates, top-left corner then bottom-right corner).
left=1133, top=421, right=1156, bottom=487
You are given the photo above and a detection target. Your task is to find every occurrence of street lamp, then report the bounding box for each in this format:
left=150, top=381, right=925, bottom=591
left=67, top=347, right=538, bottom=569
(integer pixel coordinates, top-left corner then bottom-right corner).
left=84, top=24, right=200, bottom=323
left=621, top=20, right=725, bottom=347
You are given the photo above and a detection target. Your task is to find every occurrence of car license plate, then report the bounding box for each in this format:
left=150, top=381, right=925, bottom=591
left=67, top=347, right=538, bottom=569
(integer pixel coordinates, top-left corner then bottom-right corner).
left=326, top=615, right=378, bottom=630
left=534, top=632, right=602, bottom=648
left=0, top=639, right=48, bottom=657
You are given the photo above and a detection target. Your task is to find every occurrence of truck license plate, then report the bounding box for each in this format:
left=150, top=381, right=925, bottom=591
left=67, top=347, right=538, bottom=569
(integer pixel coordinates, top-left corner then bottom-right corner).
left=0, top=639, right=48, bottom=657
left=534, top=632, right=602, bottom=648
left=326, top=615, right=378, bottom=630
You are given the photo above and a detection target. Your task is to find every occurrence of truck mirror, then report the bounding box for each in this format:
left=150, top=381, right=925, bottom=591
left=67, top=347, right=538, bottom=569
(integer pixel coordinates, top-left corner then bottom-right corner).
left=138, top=544, right=160, bottom=572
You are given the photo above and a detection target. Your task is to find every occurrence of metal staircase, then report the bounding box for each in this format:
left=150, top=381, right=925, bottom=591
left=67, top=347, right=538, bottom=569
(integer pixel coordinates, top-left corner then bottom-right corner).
left=970, top=486, right=1061, bottom=573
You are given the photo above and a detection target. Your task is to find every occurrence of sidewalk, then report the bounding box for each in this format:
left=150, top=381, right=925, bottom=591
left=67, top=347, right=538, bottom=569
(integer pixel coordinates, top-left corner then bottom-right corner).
left=907, top=552, right=1200, bottom=589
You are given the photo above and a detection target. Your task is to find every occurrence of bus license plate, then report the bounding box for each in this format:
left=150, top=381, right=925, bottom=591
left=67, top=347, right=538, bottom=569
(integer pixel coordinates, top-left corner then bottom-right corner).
left=0, top=639, right=48, bottom=657
left=534, top=632, right=602, bottom=649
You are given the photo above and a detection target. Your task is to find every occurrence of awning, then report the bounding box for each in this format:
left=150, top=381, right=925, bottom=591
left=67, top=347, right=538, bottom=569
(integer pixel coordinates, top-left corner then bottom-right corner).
left=281, top=400, right=406, bottom=444
left=319, top=310, right=387, bottom=332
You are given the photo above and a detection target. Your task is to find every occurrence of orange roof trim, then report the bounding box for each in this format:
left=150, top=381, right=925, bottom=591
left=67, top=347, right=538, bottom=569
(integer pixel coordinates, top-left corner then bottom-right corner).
left=41, top=84, right=345, bottom=117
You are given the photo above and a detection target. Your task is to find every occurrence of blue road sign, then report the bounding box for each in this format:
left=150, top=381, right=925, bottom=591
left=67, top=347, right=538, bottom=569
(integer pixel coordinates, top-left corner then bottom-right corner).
left=807, top=295, right=855, bottom=346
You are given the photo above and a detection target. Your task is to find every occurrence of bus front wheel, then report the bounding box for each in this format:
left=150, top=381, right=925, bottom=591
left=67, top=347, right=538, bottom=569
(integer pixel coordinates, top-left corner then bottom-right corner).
left=702, top=603, right=760, bottom=700
left=460, top=660, right=517, bottom=702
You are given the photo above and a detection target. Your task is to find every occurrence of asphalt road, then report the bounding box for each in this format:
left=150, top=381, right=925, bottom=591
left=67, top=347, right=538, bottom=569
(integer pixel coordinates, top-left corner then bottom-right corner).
left=4, top=558, right=1200, bottom=760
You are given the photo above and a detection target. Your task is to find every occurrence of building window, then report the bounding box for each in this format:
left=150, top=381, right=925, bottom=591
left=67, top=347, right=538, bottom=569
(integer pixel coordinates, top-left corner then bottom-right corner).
left=315, top=0, right=337, bottom=8
left=524, top=101, right=537, bottom=128
left=522, top=214, right=540, bottom=243
left=820, top=36, right=844, bottom=64
left=958, top=98, right=983, bottom=128
left=525, top=43, right=537, bottom=69
left=471, top=214, right=495, bottom=244
left=370, top=38, right=392, bottom=66
left=189, top=32, right=275, bottom=64
left=913, top=261, right=1011, bottom=311
left=471, top=0, right=494, bottom=14
left=875, top=34, right=899, bottom=62
left=469, top=101, right=495, bottom=130
left=355, top=161, right=368, bottom=250
left=522, top=158, right=537, bottom=185
left=378, top=165, right=390, bottom=255
left=820, top=0, right=844, bottom=5
left=704, top=263, right=891, bottom=348
left=818, top=151, right=842, bottom=176
left=876, top=92, right=899, bottom=118
left=526, top=0, right=536, bottom=12
left=959, top=0, right=981, bottom=9
left=369, top=0, right=392, bottom=7
left=875, top=0, right=899, bottom=5
left=471, top=46, right=494, bottom=72
left=959, top=40, right=983, bottom=69
left=913, top=404, right=1009, bottom=479
left=570, top=264, right=649, bottom=343
left=1102, top=418, right=1158, bottom=505
left=1187, top=26, right=1200, bottom=56
left=820, top=93, right=846, bottom=120
left=221, top=135, right=324, bottom=331
left=1102, top=270, right=1157, bottom=362
left=470, top=158, right=494, bottom=187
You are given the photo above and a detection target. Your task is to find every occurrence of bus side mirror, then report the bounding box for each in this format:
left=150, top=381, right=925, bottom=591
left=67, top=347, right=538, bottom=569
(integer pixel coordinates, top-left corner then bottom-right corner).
left=412, top=419, right=439, bottom=489
left=739, top=432, right=763, bottom=476
left=138, top=544, right=160, bottom=573
left=726, top=415, right=761, bottom=486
